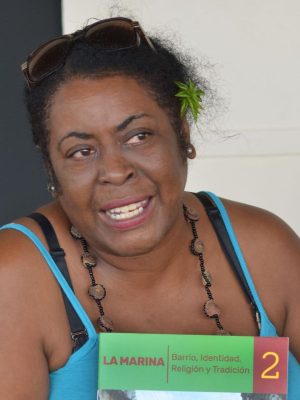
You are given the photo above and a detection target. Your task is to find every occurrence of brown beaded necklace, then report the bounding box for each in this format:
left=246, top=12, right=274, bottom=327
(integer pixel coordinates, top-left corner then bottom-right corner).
left=70, top=225, right=113, bottom=332
left=70, top=205, right=229, bottom=334
left=183, top=205, right=229, bottom=335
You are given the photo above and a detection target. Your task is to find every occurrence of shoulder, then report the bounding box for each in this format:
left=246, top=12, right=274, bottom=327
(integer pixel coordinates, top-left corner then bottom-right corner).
left=0, top=200, right=69, bottom=259
left=0, top=214, right=56, bottom=327
left=220, top=197, right=300, bottom=358
left=220, top=197, right=300, bottom=284
left=221, top=197, right=299, bottom=256
left=0, top=217, right=46, bottom=273
left=0, top=214, right=52, bottom=286
left=0, top=201, right=70, bottom=319
left=192, top=192, right=299, bottom=258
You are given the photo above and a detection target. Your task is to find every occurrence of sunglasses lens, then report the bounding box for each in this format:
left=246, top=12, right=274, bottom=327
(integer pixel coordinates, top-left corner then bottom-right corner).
left=86, top=20, right=137, bottom=49
left=28, top=37, right=70, bottom=82
left=24, top=19, right=153, bottom=87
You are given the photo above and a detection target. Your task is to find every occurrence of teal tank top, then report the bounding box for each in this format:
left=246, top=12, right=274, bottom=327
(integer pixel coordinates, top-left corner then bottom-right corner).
left=1, top=192, right=299, bottom=399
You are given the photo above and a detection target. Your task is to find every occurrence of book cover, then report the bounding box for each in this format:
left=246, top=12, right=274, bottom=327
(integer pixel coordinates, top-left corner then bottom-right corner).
left=98, top=334, right=288, bottom=399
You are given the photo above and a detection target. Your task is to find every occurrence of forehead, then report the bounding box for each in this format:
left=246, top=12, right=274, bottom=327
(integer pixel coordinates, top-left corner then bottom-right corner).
left=48, top=75, right=168, bottom=132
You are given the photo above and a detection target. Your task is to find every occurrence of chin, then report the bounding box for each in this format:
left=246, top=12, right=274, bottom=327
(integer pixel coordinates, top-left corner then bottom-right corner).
left=105, top=237, right=161, bottom=258
left=94, top=226, right=167, bottom=258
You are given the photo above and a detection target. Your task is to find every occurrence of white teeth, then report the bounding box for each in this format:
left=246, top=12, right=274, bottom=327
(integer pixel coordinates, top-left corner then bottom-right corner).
left=105, top=201, right=147, bottom=221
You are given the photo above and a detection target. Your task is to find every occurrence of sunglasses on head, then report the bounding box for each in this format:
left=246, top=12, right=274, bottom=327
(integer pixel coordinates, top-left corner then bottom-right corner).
left=21, top=17, right=156, bottom=88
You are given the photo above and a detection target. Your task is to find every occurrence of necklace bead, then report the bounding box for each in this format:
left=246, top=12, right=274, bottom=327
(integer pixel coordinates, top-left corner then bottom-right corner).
left=202, top=270, right=212, bottom=286
left=70, top=225, right=82, bottom=239
left=204, top=299, right=221, bottom=318
left=185, top=206, right=200, bottom=221
left=191, top=238, right=204, bottom=255
left=81, top=253, right=97, bottom=268
left=88, top=284, right=106, bottom=300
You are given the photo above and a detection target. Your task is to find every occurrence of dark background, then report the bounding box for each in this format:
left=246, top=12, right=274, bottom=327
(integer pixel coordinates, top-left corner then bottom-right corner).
left=0, top=0, right=61, bottom=225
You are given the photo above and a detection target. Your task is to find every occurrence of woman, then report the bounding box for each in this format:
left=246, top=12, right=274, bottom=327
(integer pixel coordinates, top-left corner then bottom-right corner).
left=0, top=17, right=299, bottom=399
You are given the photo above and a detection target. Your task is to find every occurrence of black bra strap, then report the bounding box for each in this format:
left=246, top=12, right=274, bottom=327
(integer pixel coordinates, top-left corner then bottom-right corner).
left=28, top=212, right=88, bottom=350
left=195, top=192, right=261, bottom=330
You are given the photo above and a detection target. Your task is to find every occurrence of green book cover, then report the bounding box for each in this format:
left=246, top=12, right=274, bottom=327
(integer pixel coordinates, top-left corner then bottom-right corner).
left=98, top=334, right=288, bottom=399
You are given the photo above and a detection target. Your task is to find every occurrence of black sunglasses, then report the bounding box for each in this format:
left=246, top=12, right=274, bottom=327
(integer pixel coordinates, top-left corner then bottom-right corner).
left=21, top=17, right=156, bottom=88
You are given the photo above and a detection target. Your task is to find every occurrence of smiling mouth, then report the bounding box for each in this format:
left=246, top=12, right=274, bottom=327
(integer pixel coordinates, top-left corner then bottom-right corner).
left=105, top=199, right=149, bottom=221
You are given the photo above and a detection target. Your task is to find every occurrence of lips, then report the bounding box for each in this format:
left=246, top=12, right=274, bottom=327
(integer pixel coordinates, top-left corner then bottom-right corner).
left=105, top=199, right=148, bottom=221
left=99, top=196, right=152, bottom=227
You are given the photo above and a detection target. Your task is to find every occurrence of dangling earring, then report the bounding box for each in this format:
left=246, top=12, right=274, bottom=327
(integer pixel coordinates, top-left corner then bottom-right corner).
left=186, top=143, right=196, bottom=159
left=47, top=182, right=57, bottom=197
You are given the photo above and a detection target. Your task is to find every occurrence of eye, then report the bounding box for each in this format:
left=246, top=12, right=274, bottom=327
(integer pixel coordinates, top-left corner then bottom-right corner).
left=126, top=131, right=152, bottom=144
left=67, top=147, right=96, bottom=160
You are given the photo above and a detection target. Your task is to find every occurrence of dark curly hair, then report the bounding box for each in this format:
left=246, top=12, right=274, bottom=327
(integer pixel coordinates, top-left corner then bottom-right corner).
left=24, top=20, right=211, bottom=175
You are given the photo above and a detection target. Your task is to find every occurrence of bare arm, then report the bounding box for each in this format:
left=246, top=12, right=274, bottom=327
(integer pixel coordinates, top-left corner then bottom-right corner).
left=0, top=229, right=49, bottom=399
left=224, top=199, right=300, bottom=361
left=278, top=225, right=300, bottom=360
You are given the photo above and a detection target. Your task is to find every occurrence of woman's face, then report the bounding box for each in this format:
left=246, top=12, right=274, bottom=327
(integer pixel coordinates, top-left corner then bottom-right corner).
left=48, top=75, right=188, bottom=257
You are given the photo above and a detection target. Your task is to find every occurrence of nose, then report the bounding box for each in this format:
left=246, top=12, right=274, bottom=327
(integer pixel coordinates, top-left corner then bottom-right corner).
left=97, top=149, right=136, bottom=186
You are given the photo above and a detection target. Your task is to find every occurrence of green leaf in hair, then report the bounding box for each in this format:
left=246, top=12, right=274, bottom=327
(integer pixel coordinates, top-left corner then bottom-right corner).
left=175, top=80, right=204, bottom=122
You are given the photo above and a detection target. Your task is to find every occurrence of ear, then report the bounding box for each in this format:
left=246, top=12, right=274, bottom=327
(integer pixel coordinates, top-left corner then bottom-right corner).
left=45, top=159, right=62, bottom=196
left=180, top=118, right=196, bottom=159
left=181, top=118, right=191, bottom=143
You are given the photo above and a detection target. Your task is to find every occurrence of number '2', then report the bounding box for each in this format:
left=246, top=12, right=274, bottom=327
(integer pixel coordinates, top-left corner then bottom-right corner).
left=261, top=351, right=280, bottom=379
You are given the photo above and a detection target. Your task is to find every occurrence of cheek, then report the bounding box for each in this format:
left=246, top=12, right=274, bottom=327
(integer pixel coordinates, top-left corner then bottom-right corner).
left=50, top=156, right=99, bottom=207
left=162, top=157, right=187, bottom=195
left=151, top=136, right=187, bottom=177
left=138, top=140, right=187, bottom=199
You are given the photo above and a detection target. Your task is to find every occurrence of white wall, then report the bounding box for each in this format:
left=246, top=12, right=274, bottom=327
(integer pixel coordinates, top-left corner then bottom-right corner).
left=62, top=0, right=300, bottom=233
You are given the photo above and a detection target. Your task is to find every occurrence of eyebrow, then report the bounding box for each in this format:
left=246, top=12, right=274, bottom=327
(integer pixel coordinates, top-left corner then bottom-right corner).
left=57, top=132, right=94, bottom=150
left=116, top=113, right=150, bottom=131
left=57, top=113, right=151, bottom=149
